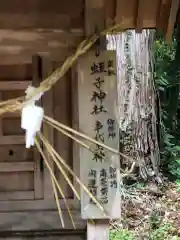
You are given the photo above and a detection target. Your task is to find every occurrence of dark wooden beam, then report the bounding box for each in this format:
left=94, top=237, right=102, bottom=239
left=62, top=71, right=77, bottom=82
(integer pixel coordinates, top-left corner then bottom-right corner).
left=0, top=14, right=82, bottom=29
left=84, top=0, right=106, bottom=36
left=165, top=0, right=180, bottom=42
left=136, top=0, right=144, bottom=33
left=104, top=0, right=116, bottom=27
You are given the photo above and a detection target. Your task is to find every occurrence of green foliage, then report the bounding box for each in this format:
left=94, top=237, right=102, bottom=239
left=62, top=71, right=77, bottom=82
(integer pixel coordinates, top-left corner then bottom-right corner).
left=168, top=158, right=180, bottom=179
left=110, top=229, right=134, bottom=240
left=175, top=179, right=180, bottom=192
left=132, top=182, right=145, bottom=189
left=110, top=224, right=179, bottom=240
left=149, top=211, right=162, bottom=230
left=149, top=223, right=171, bottom=240
left=167, top=145, right=180, bottom=179
left=154, top=29, right=180, bottom=179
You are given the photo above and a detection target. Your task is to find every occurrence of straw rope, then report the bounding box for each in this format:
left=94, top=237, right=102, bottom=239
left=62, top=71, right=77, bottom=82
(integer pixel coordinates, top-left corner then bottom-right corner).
left=0, top=24, right=122, bottom=116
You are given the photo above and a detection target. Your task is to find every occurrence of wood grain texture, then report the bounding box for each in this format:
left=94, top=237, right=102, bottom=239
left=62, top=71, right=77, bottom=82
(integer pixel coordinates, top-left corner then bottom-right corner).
left=0, top=136, right=25, bottom=145
left=85, top=0, right=105, bottom=36
left=0, top=81, right=31, bottom=90
left=77, top=50, right=121, bottom=219
left=0, top=145, right=33, bottom=162
left=0, top=0, right=83, bottom=14
left=0, top=199, right=79, bottom=212
left=0, top=0, right=176, bottom=40
left=165, top=0, right=180, bottom=42
left=0, top=191, right=34, bottom=201
left=87, top=220, right=109, bottom=240
left=0, top=172, right=33, bottom=191
left=0, top=162, right=34, bottom=172
left=136, top=0, right=144, bottom=33
left=42, top=57, right=54, bottom=199
left=0, top=29, right=83, bottom=65
left=53, top=62, right=73, bottom=199
left=0, top=0, right=83, bottom=29
left=0, top=210, right=86, bottom=230
left=71, top=64, right=80, bottom=197
left=32, top=55, right=43, bottom=199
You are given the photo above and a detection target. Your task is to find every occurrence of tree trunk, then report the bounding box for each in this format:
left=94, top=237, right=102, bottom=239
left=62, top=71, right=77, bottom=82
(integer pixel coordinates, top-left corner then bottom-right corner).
left=107, top=30, right=160, bottom=181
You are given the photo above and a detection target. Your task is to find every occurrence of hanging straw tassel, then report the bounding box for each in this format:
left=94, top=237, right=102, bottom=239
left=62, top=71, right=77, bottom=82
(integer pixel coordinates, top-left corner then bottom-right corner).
left=38, top=130, right=80, bottom=200
left=43, top=118, right=136, bottom=178
left=38, top=132, right=107, bottom=216
left=35, top=138, right=64, bottom=227
left=44, top=115, right=134, bottom=163
left=51, top=177, right=65, bottom=228
left=43, top=119, right=99, bottom=158
left=35, top=138, right=76, bottom=229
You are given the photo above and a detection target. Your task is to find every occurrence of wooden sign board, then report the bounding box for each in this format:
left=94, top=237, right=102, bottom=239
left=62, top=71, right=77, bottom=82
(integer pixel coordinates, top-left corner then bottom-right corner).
left=77, top=50, right=121, bottom=219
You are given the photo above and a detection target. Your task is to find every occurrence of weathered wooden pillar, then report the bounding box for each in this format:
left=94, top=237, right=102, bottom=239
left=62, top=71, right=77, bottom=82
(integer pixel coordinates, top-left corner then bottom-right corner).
left=77, top=49, right=121, bottom=239
left=107, top=30, right=160, bottom=180
left=82, top=2, right=121, bottom=238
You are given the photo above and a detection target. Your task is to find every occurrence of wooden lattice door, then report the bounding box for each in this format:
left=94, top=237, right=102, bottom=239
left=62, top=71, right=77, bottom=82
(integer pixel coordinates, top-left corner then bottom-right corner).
left=0, top=55, right=84, bottom=231
left=0, top=56, right=43, bottom=201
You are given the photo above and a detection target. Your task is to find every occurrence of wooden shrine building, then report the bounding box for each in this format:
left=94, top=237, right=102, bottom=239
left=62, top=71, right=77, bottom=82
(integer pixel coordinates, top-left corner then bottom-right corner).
left=0, top=0, right=179, bottom=239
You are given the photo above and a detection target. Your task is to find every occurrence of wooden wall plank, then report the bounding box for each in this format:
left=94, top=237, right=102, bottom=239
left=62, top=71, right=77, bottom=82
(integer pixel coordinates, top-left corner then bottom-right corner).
left=0, top=199, right=79, bottom=212
left=2, top=117, right=23, bottom=135
left=0, top=0, right=176, bottom=39
left=0, top=191, right=34, bottom=201
left=0, top=0, right=83, bottom=15
left=0, top=136, right=24, bottom=145
left=71, top=64, right=80, bottom=197
left=0, top=81, right=31, bottom=90
left=0, top=145, right=33, bottom=162
left=0, top=63, right=32, bottom=80
left=0, top=210, right=85, bottom=230
left=0, top=14, right=83, bottom=29
left=0, top=30, right=83, bottom=65
left=53, top=63, right=73, bottom=198
left=32, top=55, right=43, bottom=199
left=0, top=92, right=3, bottom=136
left=0, top=172, right=33, bottom=191
left=0, top=162, right=34, bottom=172
left=42, top=57, right=54, bottom=199
left=1, top=112, right=20, bottom=118
left=0, top=29, right=83, bottom=49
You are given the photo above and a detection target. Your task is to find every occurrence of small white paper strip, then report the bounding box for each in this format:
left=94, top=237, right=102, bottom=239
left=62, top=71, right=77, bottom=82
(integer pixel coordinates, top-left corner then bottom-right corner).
left=21, top=86, right=44, bottom=148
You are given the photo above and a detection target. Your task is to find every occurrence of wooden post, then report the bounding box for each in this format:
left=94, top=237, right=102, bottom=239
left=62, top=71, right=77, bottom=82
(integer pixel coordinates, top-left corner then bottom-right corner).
left=0, top=91, right=3, bottom=136
left=87, top=220, right=109, bottom=240
left=41, top=56, right=54, bottom=199
left=165, top=0, right=179, bottom=42
left=84, top=0, right=105, bottom=37
left=32, top=55, right=43, bottom=199
left=77, top=50, right=121, bottom=239
left=83, top=3, right=120, bottom=238
left=136, top=0, right=144, bottom=33
left=71, top=64, right=80, bottom=197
